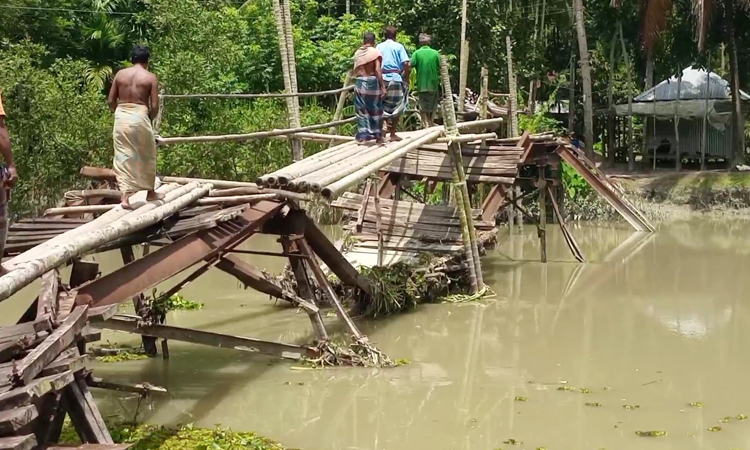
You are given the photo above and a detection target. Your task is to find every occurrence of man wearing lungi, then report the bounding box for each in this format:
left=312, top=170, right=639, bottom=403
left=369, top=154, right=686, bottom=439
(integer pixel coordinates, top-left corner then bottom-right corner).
left=108, top=44, right=162, bottom=208
left=352, top=32, right=386, bottom=144
left=411, top=33, right=441, bottom=127
left=0, top=88, right=18, bottom=274
left=376, top=26, right=410, bottom=141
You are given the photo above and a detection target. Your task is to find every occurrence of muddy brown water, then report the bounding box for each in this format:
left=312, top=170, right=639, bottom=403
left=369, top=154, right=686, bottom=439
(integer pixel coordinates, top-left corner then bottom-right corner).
left=3, top=219, right=750, bottom=450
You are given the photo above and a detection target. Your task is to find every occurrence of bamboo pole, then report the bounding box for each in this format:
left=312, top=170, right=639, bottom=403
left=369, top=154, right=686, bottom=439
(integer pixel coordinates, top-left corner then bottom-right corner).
left=439, top=55, right=483, bottom=292
left=0, top=183, right=212, bottom=302
left=479, top=67, right=489, bottom=120
left=162, top=176, right=256, bottom=189
left=606, top=30, right=616, bottom=166
left=272, top=0, right=300, bottom=161
left=701, top=59, right=710, bottom=171
left=196, top=194, right=278, bottom=205
left=328, top=73, right=354, bottom=147
left=437, top=133, right=496, bottom=143
left=10, top=183, right=181, bottom=266
left=156, top=117, right=356, bottom=146
left=161, top=86, right=353, bottom=100
left=674, top=69, right=682, bottom=171
left=320, top=129, right=443, bottom=199
left=281, top=0, right=303, bottom=161
left=277, top=142, right=363, bottom=185
left=275, top=132, right=355, bottom=143
left=258, top=140, right=356, bottom=185
left=506, top=36, right=519, bottom=137
left=458, top=41, right=470, bottom=113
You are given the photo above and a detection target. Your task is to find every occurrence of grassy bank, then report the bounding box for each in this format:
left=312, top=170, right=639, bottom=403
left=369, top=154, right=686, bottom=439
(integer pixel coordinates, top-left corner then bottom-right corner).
left=62, top=421, right=291, bottom=450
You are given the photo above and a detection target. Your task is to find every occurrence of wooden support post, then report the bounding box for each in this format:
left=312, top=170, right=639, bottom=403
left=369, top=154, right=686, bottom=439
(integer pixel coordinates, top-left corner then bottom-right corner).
left=356, top=181, right=373, bottom=233
left=216, top=255, right=286, bottom=298
left=373, top=185, right=384, bottom=266
left=296, top=239, right=364, bottom=341
left=538, top=179, right=547, bottom=263
left=32, top=393, right=62, bottom=446
left=506, top=35, right=519, bottom=137
left=119, top=246, right=158, bottom=356
left=280, top=238, right=329, bottom=341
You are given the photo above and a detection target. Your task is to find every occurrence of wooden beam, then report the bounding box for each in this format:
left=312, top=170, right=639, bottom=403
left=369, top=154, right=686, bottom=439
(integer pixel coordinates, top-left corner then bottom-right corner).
left=86, top=377, right=166, bottom=395
left=480, top=183, right=510, bottom=221
left=0, top=371, right=74, bottom=409
left=0, top=405, right=37, bottom=436
left=75, top=201, right=284, bottom=307
left=62, top=377, right=112, bottom=444
left=302, top=215, right=371, bottom=295
left=12, top=306, right=88, bottom=386
left=0, top=435, right=36, bottom=450
left=69, top=260, right=100, bottom=289
left=119, top=246, right=157, bottom=356
left=90, top=316, right=318, bottom=360
left=32, top=391, right=62, bottom=447
left=215, top=255, right=284, bottom=298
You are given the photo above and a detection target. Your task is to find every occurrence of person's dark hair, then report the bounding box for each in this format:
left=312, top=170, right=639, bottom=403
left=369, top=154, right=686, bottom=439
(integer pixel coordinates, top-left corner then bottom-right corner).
left=384, top=26, right=397, bottom=40
left=363, top=32, right=376, bottom=44
left=131, top=44, right=151, bottom=65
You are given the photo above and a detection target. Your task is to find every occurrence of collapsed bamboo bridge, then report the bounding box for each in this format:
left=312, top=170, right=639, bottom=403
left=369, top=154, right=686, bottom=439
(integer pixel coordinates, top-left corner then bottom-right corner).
left=0, top=61, right=656, bottom=450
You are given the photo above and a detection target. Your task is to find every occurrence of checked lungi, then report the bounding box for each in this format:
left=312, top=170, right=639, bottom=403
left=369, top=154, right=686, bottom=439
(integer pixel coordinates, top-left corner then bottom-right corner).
left=354, top=76, right=383, bottom=141
left=382, top=80, right=407, bottom=119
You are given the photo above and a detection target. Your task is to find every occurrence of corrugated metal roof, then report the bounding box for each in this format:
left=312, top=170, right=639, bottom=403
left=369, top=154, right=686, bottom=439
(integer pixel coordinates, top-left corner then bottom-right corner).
left=634, top=67, right=750, bottom=102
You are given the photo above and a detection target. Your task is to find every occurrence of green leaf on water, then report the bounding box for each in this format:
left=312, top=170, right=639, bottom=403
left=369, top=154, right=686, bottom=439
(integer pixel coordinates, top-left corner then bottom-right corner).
left=737, top=414, right=748, bottom=420
left=557, top=386, right=576, bottom=391
left=536, top=447, right=547, bottom=450
left=635, top=431, right=666, bottom=437
left=708, top=426, right=722, bottom=432
left=719, top=417, right=734, bottom=424
left=503, top=439, right=522, bottom=445
left=585, top=402, right=602, bottom=407
left=514, top=396, right=528, bottom=402
left=689, top=402, right=704, bottom=407
left=580, top=388, right=591, bottom=394
left=623, top=405, right=640, bottom=410
left=393, top=358, right=411, bottom=366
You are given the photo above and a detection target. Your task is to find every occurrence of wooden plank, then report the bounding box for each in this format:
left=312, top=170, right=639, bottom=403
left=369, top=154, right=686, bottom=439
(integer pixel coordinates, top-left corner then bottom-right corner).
left=91, top=315, right=317, bottom=360
left=0, top=405, right=37, bottom=436
left=0, top=435, right=36, bottom=450
left=17, top=218, right=90, bottom=225
left=8, top=223, right=81, bottom=231
left=119, top=247, right=156, bottom=356
left=40, top=354, right=88, bottom=377
left=0, top=371, right=74, bottom=409
left=13, top=306, right=88, bottom=386
left=37, top=272, right=59, bottom=319
left=481, top=183, right=510, bottom=221
left=62, top=378, right=112, bottom=444
left=86, top=377, right=166, bottom=395
left=86, top=305, right=119, bottom=322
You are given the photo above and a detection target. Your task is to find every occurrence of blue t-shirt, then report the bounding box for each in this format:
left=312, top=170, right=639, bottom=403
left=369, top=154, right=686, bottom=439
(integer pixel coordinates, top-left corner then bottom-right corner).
left=376, top=39, right=409, bottom=83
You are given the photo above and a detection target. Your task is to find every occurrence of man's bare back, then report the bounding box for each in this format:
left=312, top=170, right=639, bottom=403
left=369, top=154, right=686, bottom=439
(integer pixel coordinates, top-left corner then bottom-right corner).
left=108, top=65, right=159, bottom=120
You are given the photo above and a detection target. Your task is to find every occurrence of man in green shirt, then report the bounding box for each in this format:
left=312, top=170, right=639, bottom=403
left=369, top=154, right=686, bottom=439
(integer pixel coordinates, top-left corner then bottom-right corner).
left=410, top=33, right=441, bottom=127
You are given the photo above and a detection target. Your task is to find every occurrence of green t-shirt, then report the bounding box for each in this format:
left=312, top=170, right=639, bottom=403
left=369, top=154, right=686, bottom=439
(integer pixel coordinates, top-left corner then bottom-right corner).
left=410, top=46, right=440, bottom=92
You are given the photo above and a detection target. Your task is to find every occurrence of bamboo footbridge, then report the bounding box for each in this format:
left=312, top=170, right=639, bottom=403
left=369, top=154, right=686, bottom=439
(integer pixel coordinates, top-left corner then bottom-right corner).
left=0, top=66, right=656, bottom=450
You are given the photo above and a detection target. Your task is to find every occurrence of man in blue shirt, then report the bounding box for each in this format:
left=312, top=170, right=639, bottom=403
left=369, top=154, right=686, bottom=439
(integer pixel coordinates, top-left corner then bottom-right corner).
left=376, top=26, right=410, bottom=141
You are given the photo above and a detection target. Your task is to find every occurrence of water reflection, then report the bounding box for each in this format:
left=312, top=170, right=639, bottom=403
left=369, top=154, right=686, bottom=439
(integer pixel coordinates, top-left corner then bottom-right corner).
left=4, top=219, right=750, bottom=449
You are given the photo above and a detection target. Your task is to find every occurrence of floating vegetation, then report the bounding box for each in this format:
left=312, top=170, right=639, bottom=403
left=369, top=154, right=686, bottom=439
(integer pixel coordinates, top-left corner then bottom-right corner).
left=536, top=448, right=547, bottom=450
left=305, top=338, right=394, bottom=368
left=153, top=293, right=204, bottom=315
left=719, top=417, right=734, bottom=424
left=393, top=358, right=411, bottom=366
left=689, top=401, right=704, bottom=408
left=514, top=396, right=528, bottom=402
left=623, top=405, right=640, bottom=410
left=93, top=342, right=150, bottom=363
left=708, top=426, right=722, bottom=432
left=636, top=431, right=666, bottom=437
left=557, top=386, right=576, bottom=391
left=503, top=438, right=522, bottom=445
left=579, top=388, right=591, bottom=394
left=737, top=414, right=748, bottom=420
left=585, top=402, right=602, bottom=407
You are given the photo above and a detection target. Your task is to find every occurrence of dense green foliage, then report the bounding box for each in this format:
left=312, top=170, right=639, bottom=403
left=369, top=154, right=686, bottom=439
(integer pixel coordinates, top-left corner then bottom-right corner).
left=0, top=0, right=749, bottom=215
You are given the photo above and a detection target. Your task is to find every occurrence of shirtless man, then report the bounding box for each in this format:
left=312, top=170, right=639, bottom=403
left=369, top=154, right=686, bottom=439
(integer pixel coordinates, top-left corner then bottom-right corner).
left=0, top=89, right=18, bottom=275
left=108, top=44, right=162, bottom=208
left=352, top=32, right=386, bottom=143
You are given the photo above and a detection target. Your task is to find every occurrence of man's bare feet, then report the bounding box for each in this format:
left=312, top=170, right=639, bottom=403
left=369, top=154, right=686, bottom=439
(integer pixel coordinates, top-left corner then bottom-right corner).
left=146, top=190, right=165, bottom=201
left=0, top=265, right=9, bottom=277
left=376, top=138, right=386, bottom=145
left=121, top=194, right=133, bottom=210
left=390, top=134, right=402, bottom=142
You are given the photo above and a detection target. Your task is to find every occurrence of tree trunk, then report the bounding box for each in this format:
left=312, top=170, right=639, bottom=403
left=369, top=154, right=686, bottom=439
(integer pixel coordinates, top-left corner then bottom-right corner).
left=619, top=23, right=635, bottom=171
left=701, top=58, right=710, bottom=170
left=573, top=0, right=595, bottom=159
left=506, top=35, right=519, bottom=137
left=568, top=30, right=577, bottom=132
left=725, top=0, right=745, bottom=166
left=674, top=70, right=682, bottom=171
left=643, top=45, right=654, bottom=163
left=607, top=30, right=616, bottom=166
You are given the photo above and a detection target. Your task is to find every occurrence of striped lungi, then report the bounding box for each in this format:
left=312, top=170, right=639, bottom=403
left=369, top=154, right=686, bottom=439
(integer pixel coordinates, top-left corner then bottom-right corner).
left=354, top=76, right=383, bottom=141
